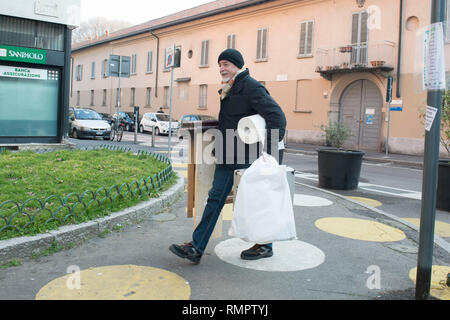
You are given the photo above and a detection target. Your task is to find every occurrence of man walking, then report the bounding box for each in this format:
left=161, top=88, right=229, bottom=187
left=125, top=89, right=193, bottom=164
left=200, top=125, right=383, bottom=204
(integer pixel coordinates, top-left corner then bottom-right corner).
left=169, top=48, right=286, bottom=264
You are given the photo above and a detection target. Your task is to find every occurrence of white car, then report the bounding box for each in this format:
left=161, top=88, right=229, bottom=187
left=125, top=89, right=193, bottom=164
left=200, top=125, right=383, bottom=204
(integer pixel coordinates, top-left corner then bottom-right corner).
left=139, top=112, right=179, bottom=135
left=69, top=108, right=111, bottom=140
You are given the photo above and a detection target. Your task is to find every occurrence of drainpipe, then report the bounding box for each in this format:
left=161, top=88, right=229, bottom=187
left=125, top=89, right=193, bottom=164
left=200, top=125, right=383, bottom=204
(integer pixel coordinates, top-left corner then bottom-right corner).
left=396, top=0, right=403, bottom=97
left=150, top=30, right=159, bottom=98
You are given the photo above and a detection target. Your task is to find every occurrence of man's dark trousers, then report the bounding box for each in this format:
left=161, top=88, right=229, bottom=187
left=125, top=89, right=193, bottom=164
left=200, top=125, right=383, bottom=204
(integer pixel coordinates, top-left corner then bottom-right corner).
left=192, top=150, right=284, bottom=254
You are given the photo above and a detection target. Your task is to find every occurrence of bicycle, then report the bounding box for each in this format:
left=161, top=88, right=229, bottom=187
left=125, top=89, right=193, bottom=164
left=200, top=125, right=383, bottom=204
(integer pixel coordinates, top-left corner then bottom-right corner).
left=110, top=119, right=124, bottom=142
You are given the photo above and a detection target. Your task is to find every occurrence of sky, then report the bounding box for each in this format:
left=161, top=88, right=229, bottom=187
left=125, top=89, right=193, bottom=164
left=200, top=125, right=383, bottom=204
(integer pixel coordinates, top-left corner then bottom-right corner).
left=80, top=0, right=214, bottom=25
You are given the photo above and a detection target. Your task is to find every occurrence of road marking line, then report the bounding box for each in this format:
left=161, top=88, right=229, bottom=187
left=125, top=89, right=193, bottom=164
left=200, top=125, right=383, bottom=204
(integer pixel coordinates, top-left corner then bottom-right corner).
left=295, top=171, right=422, bottom=200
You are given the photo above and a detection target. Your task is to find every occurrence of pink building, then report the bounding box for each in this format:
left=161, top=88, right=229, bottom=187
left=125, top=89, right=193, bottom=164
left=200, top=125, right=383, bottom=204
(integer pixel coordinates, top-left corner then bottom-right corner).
left=70, top=0, right=450, bottom=155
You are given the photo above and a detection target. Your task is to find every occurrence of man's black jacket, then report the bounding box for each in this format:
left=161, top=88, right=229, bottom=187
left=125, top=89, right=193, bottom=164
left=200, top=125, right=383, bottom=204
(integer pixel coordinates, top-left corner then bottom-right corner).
left=215, top=68, right=286, bottom=164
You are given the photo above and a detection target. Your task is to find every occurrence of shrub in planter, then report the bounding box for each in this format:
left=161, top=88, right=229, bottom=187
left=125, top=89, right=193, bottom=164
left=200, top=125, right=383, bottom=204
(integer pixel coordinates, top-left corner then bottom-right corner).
left=317, top=121, right=365, bottom=190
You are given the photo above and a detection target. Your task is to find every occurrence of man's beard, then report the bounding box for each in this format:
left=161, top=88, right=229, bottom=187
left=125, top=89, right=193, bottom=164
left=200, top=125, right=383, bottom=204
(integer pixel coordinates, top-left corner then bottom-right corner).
left=221, top=75, right=231, bottom=82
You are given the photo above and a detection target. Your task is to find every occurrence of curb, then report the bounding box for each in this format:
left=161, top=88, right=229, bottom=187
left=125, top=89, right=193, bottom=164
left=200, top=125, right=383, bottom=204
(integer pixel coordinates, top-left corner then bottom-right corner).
left=284, top=148, right=423, bottom=169
left=294, top=181, right=450, bottom=254
left=0, top=172, right=185, bottom=266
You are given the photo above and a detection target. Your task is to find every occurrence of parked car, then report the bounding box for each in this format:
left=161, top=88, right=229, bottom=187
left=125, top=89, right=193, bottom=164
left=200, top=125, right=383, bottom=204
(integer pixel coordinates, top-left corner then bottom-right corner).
left=125, top=111, right=143, bottom=124
left=179, top=114, right=217, bottom=127
left=98, top=112, right=114, bottom=125
left=139, top=112, right=179, bottom=136
left=69, top=108, right=111, bottom=140
left=112, top=112, right=135, bottom=132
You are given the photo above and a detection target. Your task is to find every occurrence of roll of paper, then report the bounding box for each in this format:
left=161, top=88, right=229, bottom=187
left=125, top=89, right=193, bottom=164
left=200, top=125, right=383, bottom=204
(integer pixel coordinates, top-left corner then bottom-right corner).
left=237, top=114, right=266, bottom=145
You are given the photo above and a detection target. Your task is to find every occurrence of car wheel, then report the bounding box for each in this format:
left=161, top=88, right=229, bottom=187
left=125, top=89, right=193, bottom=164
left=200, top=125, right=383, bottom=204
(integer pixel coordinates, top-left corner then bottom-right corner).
left=126, top=124, right=131, bottom=131
left=139, top=125, right=145, bottom=133
left=72, top=129, right=78, bottom=139
left=154, top=127, right=160, bottom=136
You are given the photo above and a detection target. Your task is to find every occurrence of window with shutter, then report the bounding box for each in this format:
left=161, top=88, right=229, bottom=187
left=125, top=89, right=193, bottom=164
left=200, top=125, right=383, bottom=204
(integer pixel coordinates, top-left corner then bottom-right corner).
left=91, top=61, right=95, bottom=79
left=351, top=11, right=368, bottom=65
left=200, top=40, right=209, bottom=66
left=199, top=84, right=208, bottom=108
left=299, top=21, right=314, bottom=57
left=130, top=88, right=135, bottom=106
left=146, top=87, right=151, bottom=107
left=147, top=51, right=153, bottom=73
left=102, top=89, right=107, bottom=106
left=75, top=65, right=83, bottom=81
left=90, top=90, right=94, bottom=106
left=163, top=86, right=169, bottom=107
left=131, top=54, right=137, bottom=74
left=256, top=28, right=268, bottom=61
left=102, top=59, right=108, bottom=78
left=227, top=34, right=236, bottom=49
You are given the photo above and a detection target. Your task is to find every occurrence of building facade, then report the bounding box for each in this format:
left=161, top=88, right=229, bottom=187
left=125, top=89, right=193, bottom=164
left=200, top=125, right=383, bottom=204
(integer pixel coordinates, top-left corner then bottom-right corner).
left=70, top=0, right=450, bottom=155
left=0, top=0, right=80, bottom=145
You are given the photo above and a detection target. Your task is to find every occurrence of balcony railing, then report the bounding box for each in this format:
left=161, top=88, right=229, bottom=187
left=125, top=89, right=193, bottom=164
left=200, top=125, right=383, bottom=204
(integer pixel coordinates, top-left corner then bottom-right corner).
left=315, top=40, right=396, bottom=78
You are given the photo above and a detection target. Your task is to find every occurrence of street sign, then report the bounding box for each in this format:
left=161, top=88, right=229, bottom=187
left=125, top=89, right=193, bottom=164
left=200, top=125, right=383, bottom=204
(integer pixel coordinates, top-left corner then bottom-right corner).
left=120, top=56, right=130, bottom=78
left=389, top=99, right=403, bottom=111
left=108, top=55, right=119, bottom=77
left=165, top=46, right=175, bottom=69
left=108, top=55, right=130, bottom=78
left=386, top=76, right=393, bottom=103
left=422, top=22, right=446, bottom=90
left=391, top=99, right=403, bottom=106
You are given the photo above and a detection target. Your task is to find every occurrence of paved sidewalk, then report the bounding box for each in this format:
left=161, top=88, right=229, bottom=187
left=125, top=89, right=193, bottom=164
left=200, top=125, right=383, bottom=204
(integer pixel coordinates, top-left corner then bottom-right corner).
left=0, top=171, right=448, bottom=300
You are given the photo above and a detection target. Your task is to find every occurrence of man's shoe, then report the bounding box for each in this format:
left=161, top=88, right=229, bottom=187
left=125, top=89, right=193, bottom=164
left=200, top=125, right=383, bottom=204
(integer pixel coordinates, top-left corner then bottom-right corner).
left=240, top=244, right=273, bottom=260
left=169, top=242, right=202, bottom=264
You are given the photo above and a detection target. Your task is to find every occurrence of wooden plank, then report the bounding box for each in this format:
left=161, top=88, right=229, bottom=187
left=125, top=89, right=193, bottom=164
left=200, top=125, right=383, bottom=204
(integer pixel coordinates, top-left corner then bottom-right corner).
left=186, top=131, right=195, bottom=218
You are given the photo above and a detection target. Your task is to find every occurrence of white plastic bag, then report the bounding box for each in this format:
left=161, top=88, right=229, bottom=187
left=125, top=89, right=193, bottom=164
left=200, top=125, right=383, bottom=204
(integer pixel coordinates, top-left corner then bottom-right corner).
left=228, top=152, right=297, bottom=243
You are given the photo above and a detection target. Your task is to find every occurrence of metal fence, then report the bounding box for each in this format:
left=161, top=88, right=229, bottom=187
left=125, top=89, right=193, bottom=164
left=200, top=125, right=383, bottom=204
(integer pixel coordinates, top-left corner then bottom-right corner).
left=0, top=146, right=174, bottom=239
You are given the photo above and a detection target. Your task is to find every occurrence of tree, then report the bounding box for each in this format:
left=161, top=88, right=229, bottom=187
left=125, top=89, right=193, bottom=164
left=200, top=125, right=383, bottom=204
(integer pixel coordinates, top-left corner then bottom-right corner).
left=71, top=17, right=132, bottom=44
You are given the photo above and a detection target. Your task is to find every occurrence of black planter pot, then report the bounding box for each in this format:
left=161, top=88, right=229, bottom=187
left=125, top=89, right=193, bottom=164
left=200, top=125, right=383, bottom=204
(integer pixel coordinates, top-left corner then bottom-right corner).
left=317, top=148, right=365, bottom=190
left=437, top=159, right=450, bottom=212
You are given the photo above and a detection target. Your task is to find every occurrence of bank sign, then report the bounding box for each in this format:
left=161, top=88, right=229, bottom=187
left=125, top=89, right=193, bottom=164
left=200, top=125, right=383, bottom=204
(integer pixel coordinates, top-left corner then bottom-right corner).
left=0, top=45, right=46, bottom=64
left=0, top=66, right=48, bottom=80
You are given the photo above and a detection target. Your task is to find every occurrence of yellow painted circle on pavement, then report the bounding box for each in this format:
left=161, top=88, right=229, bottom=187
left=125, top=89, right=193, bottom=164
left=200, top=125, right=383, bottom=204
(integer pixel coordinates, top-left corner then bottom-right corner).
left=315, top=217, right=406, bottom=242
left=36, top=265, right=190, bottom=300
left=346, top=196, right=382, bottom=208
left=409, top=265, right=450, bottom=300
left=403, top=218, right=450, bottom=238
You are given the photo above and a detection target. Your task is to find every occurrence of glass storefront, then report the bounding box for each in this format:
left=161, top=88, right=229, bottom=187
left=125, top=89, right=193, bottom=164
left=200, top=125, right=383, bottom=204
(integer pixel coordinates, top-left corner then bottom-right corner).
left=0, top=13, right=71, bottom=143
left=0, top=65, right=60, bottom=137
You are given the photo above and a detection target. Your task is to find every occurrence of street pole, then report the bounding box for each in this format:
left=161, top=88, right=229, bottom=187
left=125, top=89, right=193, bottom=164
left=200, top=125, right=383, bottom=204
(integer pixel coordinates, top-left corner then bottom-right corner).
left=168, top=65, right=174, bottom=158
left=385, top=102, right=391, bottom=157
left=385, top=76, right=393, bottom=158
left=415, top=0, right=445, bottom=300
left=118, top=56, right=121, bottom=114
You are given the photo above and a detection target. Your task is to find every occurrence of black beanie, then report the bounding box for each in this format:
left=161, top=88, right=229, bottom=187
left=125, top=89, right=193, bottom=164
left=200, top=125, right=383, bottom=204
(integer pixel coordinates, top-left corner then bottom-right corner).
left=218, top=49, right=244, bottom=69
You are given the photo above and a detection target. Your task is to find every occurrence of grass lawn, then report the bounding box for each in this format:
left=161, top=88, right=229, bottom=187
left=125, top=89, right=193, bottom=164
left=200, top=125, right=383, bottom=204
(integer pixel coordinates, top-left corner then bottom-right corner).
left=0, top=148, right=176, bottom=240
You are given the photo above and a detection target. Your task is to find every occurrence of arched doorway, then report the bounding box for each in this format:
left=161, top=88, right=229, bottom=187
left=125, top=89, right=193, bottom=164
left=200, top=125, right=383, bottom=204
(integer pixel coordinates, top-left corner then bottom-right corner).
left=339, top=79, right=383, bottom=150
